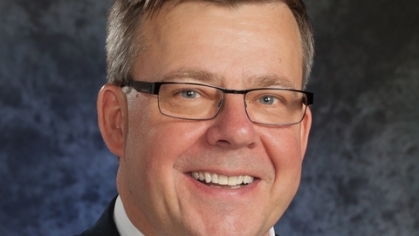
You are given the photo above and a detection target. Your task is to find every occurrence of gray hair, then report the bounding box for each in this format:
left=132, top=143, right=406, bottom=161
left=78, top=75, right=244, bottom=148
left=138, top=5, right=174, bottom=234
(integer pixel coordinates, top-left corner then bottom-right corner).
left=106, top=0, right=314, bottom=88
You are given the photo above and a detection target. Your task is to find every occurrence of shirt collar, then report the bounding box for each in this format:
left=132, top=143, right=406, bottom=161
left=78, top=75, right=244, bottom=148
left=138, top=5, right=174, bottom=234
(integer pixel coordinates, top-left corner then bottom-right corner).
left=114, top=195, right=276, bottom=236
left=114, top=196, right=145, bottom=236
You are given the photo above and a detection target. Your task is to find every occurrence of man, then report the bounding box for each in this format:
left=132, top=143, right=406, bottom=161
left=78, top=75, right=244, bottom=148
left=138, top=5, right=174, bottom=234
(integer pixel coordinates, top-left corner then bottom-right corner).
left=80, top=0, right=314, bottom=235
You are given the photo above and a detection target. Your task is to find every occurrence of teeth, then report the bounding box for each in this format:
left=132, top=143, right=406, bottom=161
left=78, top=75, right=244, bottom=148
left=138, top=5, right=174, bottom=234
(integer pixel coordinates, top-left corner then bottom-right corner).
left=228, top=176, right=237, bottom=186
left=218, top=175, right=228, bottom=185
left=205, top=172, right=212, bottom=183
left=237, top=175, right=243, bottom=184
left=191, top=172, right=255, bottom=186
left=199, top=172, right=205, bottom=181
left=212, top=173, right=218, bottom=184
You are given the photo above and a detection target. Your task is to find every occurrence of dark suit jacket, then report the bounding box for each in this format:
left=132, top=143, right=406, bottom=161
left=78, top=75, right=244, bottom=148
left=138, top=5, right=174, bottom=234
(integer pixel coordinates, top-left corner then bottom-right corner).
left=77, top=197, right=279, bottom=236
left=77, top=197, right=120, bottom=236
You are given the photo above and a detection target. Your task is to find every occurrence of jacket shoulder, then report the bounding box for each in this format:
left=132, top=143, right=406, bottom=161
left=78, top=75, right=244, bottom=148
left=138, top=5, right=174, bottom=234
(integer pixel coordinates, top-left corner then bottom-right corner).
left=76, top=197, right=120, bottom=236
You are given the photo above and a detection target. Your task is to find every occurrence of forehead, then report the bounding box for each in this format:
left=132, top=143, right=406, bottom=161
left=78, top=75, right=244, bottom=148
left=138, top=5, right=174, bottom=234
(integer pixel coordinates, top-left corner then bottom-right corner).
left=135, top=1, right=303, bottom=88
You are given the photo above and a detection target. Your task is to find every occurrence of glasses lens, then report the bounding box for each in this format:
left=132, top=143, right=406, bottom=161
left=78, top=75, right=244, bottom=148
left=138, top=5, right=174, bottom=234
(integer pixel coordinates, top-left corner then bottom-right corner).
left=245, top=89, right=307, bottom=125
left=158, top=83, right=223, bottom=119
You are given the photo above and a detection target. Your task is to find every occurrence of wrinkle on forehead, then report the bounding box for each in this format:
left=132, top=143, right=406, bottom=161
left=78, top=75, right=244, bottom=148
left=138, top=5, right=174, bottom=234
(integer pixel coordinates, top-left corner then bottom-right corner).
left=159, top=68, right=296, bottom=89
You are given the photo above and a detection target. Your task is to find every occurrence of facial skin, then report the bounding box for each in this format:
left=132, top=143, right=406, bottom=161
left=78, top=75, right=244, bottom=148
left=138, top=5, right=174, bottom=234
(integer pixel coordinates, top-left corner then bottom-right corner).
left=98, top=2, right=312, bottom=236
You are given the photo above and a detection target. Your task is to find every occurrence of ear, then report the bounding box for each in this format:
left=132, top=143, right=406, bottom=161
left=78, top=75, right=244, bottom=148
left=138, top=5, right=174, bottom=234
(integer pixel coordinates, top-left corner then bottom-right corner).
left=97, top=84, right=127, bottom=158
left=299, top=107, right=312, bottom=159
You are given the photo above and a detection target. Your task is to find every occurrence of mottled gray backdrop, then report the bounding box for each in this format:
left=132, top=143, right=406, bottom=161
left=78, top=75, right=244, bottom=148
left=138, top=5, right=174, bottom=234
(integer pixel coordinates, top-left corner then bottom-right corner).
left=1, top=0, right=418, bottom=235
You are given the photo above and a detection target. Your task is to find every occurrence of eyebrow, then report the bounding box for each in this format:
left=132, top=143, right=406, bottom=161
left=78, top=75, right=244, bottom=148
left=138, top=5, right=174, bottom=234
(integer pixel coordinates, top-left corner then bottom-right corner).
left=160, top=69, right=219, bottom=84
left=246, top=74, right=296, bottom=89
left=159, top=69, right=296, bottom=89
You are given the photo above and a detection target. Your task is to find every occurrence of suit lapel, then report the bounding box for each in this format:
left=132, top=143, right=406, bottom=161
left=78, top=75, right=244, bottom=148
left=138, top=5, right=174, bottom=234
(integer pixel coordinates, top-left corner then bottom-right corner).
left=77, top=196, right=120, bottom=236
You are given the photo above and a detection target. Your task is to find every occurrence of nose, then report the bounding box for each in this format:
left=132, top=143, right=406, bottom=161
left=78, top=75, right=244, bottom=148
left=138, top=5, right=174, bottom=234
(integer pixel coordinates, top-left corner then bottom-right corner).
left=206, top=94, right=259, bottom=149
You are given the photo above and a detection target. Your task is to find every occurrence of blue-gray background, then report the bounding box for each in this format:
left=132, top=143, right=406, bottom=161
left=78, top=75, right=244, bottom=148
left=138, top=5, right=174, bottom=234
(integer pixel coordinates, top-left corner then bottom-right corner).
left=1, top=0, right=418, bottom=235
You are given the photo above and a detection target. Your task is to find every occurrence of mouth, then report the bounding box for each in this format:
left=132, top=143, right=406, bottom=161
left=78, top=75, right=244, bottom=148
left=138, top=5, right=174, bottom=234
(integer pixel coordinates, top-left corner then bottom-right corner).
left=190, top=171, right=255, bottom=189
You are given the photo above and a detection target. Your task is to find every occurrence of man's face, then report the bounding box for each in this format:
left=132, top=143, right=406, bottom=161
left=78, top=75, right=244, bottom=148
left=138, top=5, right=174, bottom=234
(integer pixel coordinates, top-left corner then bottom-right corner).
left=118, top=2, right=311, bottom=236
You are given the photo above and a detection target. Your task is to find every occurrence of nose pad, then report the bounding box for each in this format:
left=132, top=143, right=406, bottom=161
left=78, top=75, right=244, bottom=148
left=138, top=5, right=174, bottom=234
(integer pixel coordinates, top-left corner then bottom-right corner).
left=217, top=99, right=223, bottom=108
left=211, top=99, right=223, bottom=119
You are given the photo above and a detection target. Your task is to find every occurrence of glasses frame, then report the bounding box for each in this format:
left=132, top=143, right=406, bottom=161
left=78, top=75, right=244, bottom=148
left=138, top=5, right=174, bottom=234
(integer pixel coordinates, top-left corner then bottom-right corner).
left=122, top=80, right=314, bottom=126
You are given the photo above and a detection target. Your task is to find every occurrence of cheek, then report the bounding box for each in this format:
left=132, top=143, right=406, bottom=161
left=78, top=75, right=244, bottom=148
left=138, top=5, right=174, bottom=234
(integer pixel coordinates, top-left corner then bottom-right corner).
left=260, top=126, right=304, bottom=172
left=125, top=95, right=209, bottom=173
left=135, top=120, right=208, bottom=162
left=259, top=126, right=304, bottom=211
left=123, top=101, right=211, bottom=214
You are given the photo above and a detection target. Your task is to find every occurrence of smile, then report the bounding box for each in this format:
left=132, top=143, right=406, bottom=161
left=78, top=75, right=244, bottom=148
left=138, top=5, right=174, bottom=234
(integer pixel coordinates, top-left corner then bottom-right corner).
left=191, top=171, right=255, bottom=188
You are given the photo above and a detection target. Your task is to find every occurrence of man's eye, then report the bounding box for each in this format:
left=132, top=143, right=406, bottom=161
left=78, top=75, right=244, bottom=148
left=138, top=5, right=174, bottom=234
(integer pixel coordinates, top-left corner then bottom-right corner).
left=258, top=95, right=277, bottom=105
left=180, top=90, right=199, bottom=98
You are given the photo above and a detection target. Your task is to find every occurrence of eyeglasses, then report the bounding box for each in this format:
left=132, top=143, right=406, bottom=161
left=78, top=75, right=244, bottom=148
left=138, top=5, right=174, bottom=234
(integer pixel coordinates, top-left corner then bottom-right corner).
left=122, top=80, right=313, bottom=126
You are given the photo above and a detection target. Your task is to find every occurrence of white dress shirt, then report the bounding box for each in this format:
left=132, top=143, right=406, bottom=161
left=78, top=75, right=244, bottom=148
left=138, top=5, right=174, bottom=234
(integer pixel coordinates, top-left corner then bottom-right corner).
left=113, top=196, right=276, bottom=236
left=114, top=196, right=145, bottom=236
